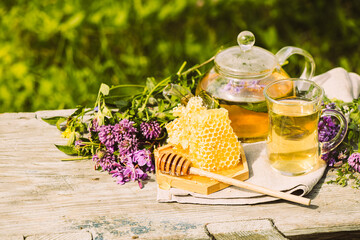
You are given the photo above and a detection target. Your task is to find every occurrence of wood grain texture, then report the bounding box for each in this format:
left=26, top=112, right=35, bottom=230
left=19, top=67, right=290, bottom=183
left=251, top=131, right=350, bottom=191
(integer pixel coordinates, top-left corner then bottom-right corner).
left=206, top=219, right=287, bottom=240
left=0, top=110, right=359, bottom=239
left=25, top=231, right=92, bottom=240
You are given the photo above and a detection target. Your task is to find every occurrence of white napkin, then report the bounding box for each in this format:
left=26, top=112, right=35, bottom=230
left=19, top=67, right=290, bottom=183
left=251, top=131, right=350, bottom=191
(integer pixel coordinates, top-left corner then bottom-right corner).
left=157, top=68, right=360, bottom=205
left=313, top=67, right=360, bottom=102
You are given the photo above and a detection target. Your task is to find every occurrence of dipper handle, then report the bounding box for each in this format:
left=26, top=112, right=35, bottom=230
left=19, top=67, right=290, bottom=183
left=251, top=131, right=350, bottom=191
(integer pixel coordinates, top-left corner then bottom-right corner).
left=157, top=152, right=311, bottom=206
left=190, top=167, right=311, bottom=206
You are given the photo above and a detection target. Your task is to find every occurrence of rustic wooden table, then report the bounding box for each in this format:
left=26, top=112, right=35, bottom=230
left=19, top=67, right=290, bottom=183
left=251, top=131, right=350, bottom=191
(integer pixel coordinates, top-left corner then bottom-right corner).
left=1, top=110, right=359, bottom=240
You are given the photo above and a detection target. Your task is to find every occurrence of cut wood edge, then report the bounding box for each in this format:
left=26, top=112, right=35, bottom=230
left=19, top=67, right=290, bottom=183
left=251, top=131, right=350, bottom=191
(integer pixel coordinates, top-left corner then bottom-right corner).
left=205, top=218, right=287, bottom=240
left=24, top=231, right=92, bottom=240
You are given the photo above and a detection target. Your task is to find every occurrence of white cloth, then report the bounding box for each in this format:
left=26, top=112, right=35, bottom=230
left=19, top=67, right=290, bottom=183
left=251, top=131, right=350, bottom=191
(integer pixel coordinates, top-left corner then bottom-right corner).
left=157, top=68, right=360, bottom=205
left=313, top=67, right=360, bottom=102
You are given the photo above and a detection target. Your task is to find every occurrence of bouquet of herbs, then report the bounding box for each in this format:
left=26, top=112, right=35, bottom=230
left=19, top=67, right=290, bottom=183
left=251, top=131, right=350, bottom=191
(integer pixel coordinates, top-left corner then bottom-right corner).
left=44, top=58, right=360, bottom=189
left=43, top=59, right=214, bottom=187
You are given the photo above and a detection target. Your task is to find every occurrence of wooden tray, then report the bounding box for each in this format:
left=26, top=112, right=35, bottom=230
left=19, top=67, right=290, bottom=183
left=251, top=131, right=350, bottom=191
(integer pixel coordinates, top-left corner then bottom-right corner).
left=155, top=145, right=249, bottom=195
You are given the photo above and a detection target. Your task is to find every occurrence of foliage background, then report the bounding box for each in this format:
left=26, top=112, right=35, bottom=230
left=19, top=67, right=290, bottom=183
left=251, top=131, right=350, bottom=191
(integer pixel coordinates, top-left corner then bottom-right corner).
left=1, top=0, right=360, bottom=112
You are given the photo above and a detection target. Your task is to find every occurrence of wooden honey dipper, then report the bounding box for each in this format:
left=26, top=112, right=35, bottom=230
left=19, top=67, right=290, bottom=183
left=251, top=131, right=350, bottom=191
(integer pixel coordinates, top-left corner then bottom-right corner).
left=157, top=151, right=311, bottom=206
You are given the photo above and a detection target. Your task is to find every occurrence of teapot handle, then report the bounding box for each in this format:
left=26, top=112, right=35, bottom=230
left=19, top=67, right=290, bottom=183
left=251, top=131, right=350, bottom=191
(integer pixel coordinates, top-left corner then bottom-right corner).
left=275, top=46, right=316, bottom=80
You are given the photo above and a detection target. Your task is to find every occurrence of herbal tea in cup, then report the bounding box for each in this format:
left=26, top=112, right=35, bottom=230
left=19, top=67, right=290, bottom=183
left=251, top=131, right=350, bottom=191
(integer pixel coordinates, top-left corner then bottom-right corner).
left=264, top=79, right=347, bottom=176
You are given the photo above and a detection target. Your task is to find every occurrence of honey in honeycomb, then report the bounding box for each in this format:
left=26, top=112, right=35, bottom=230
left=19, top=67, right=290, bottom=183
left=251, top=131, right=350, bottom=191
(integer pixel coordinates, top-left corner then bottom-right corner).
left=165, top=97, right=241, bottom=172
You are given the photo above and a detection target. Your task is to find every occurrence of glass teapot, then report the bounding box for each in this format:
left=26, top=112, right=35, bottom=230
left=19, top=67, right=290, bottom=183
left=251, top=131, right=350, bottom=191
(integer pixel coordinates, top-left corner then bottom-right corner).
left=196, top=31, right=315, bottom=143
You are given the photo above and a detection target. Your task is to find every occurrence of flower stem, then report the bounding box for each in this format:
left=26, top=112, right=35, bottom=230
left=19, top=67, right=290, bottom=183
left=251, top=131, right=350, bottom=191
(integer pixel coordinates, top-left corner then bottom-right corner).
left=176, top=61, right=187, bottom=75
left=181, top=56, right=215, bottom=75
left=139, top=57, right=214, bottom=111
left=61, top=156, right=91, bottom=161
left=140, top=76, right=171, bottom=111
left=110, top=84, right=145, bottom=90
left=82, top=142, right=100, bottom=146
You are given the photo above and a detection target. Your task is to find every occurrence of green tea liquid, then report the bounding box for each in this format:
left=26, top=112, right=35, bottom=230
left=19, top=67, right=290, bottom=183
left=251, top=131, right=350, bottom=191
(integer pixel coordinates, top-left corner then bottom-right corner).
left=267, top=98, right=320, bottom=176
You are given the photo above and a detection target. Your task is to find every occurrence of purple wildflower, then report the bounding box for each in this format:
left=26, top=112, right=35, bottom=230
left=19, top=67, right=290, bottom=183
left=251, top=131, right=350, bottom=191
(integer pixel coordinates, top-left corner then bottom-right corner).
left=318, top=116, right=340, bottom=142
left=75, top=140, right=84, bottom=146
left=118, top=153, right=132, bottom=164
left=123, top=161, right=148, bottom=182
left=338, top=151, right=348, bottom=160
left=348, top=152, right=360, bottom=173
left=325, top=102, right=336, bottom=109
left=113, top=121, right=137, bottom=143
left=134, top=149, right=154, bottom=171
left=98, top=120, right=137, bottom=150
left=140, top=121, right=161, bottom=140
left=118, top=119, right=137, bottom=134
left=112, top=124, right=124, bottom=142
left=89, top=118, right=100, bottom=133
left=98, top=125, right=117, bottom=148
left=321, top=150, right=338, bottom=167
left=93, top=150, right=116, bottom=172
left=118, top=135, right=139, bottom=156
left=74, top=140, right=85, bottom=151
left=322, top=148, right=349, bottom=167
left=90, top=117, right=158, bottom=188
left=110, top=168, right=128, bottom=185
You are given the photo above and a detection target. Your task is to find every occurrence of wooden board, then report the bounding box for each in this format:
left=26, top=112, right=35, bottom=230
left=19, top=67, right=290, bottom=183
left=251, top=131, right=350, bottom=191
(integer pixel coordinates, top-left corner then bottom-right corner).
left=155, top=145, right=249, bottom=195
left=1, top=110, right=360, bottom=240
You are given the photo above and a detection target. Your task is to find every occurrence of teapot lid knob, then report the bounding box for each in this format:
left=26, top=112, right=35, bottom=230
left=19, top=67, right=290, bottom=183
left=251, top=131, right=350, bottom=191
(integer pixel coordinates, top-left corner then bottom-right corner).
left=237, top=31, right=255, bottom=51
left=214, top=30, right=277, bottom=78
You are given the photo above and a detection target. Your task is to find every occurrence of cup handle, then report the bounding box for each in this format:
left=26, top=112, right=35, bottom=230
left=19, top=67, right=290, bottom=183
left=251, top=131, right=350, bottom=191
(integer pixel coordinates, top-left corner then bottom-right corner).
left=320, top=109, right=348, bottom=154
left=275, top=46, right=316, bottom=80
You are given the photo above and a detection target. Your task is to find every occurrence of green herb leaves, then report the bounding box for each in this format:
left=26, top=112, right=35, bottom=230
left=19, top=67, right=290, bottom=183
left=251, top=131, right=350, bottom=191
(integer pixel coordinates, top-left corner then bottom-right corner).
left=328, top=163, right=360, bottom=189
left=44, top=59, right=213, bottom=164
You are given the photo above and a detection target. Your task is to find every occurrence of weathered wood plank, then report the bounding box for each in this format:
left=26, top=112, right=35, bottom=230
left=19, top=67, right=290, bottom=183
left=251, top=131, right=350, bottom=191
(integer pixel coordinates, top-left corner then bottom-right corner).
left=25, top=231, right=92, bottom=240
left=0, top=110, right=359, bottom=239
left=0, top=235, right=23, bottom=240
left=206, top=219, right=287, bottom=240
left=289, top=231, right=360, bottom=240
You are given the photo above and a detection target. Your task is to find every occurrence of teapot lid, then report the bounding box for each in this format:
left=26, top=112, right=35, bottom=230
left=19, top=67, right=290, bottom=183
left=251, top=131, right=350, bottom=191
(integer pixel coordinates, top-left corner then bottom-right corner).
left=214, top=31, right=278, bottom=79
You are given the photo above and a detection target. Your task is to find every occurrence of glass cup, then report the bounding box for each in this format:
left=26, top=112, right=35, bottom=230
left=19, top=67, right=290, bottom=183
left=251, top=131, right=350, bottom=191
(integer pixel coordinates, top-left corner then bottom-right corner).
left=264, top=78, right=347, bottom=176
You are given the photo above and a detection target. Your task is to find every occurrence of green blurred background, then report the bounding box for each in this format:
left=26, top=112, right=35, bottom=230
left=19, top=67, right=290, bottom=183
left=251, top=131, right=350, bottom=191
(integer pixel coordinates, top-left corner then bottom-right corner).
left=1, top=0, right=360, bottom=112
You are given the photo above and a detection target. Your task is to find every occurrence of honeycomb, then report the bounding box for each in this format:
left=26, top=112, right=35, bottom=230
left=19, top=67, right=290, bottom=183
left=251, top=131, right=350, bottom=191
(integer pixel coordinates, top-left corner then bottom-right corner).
left=165, top=97, right=241, bottom=172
